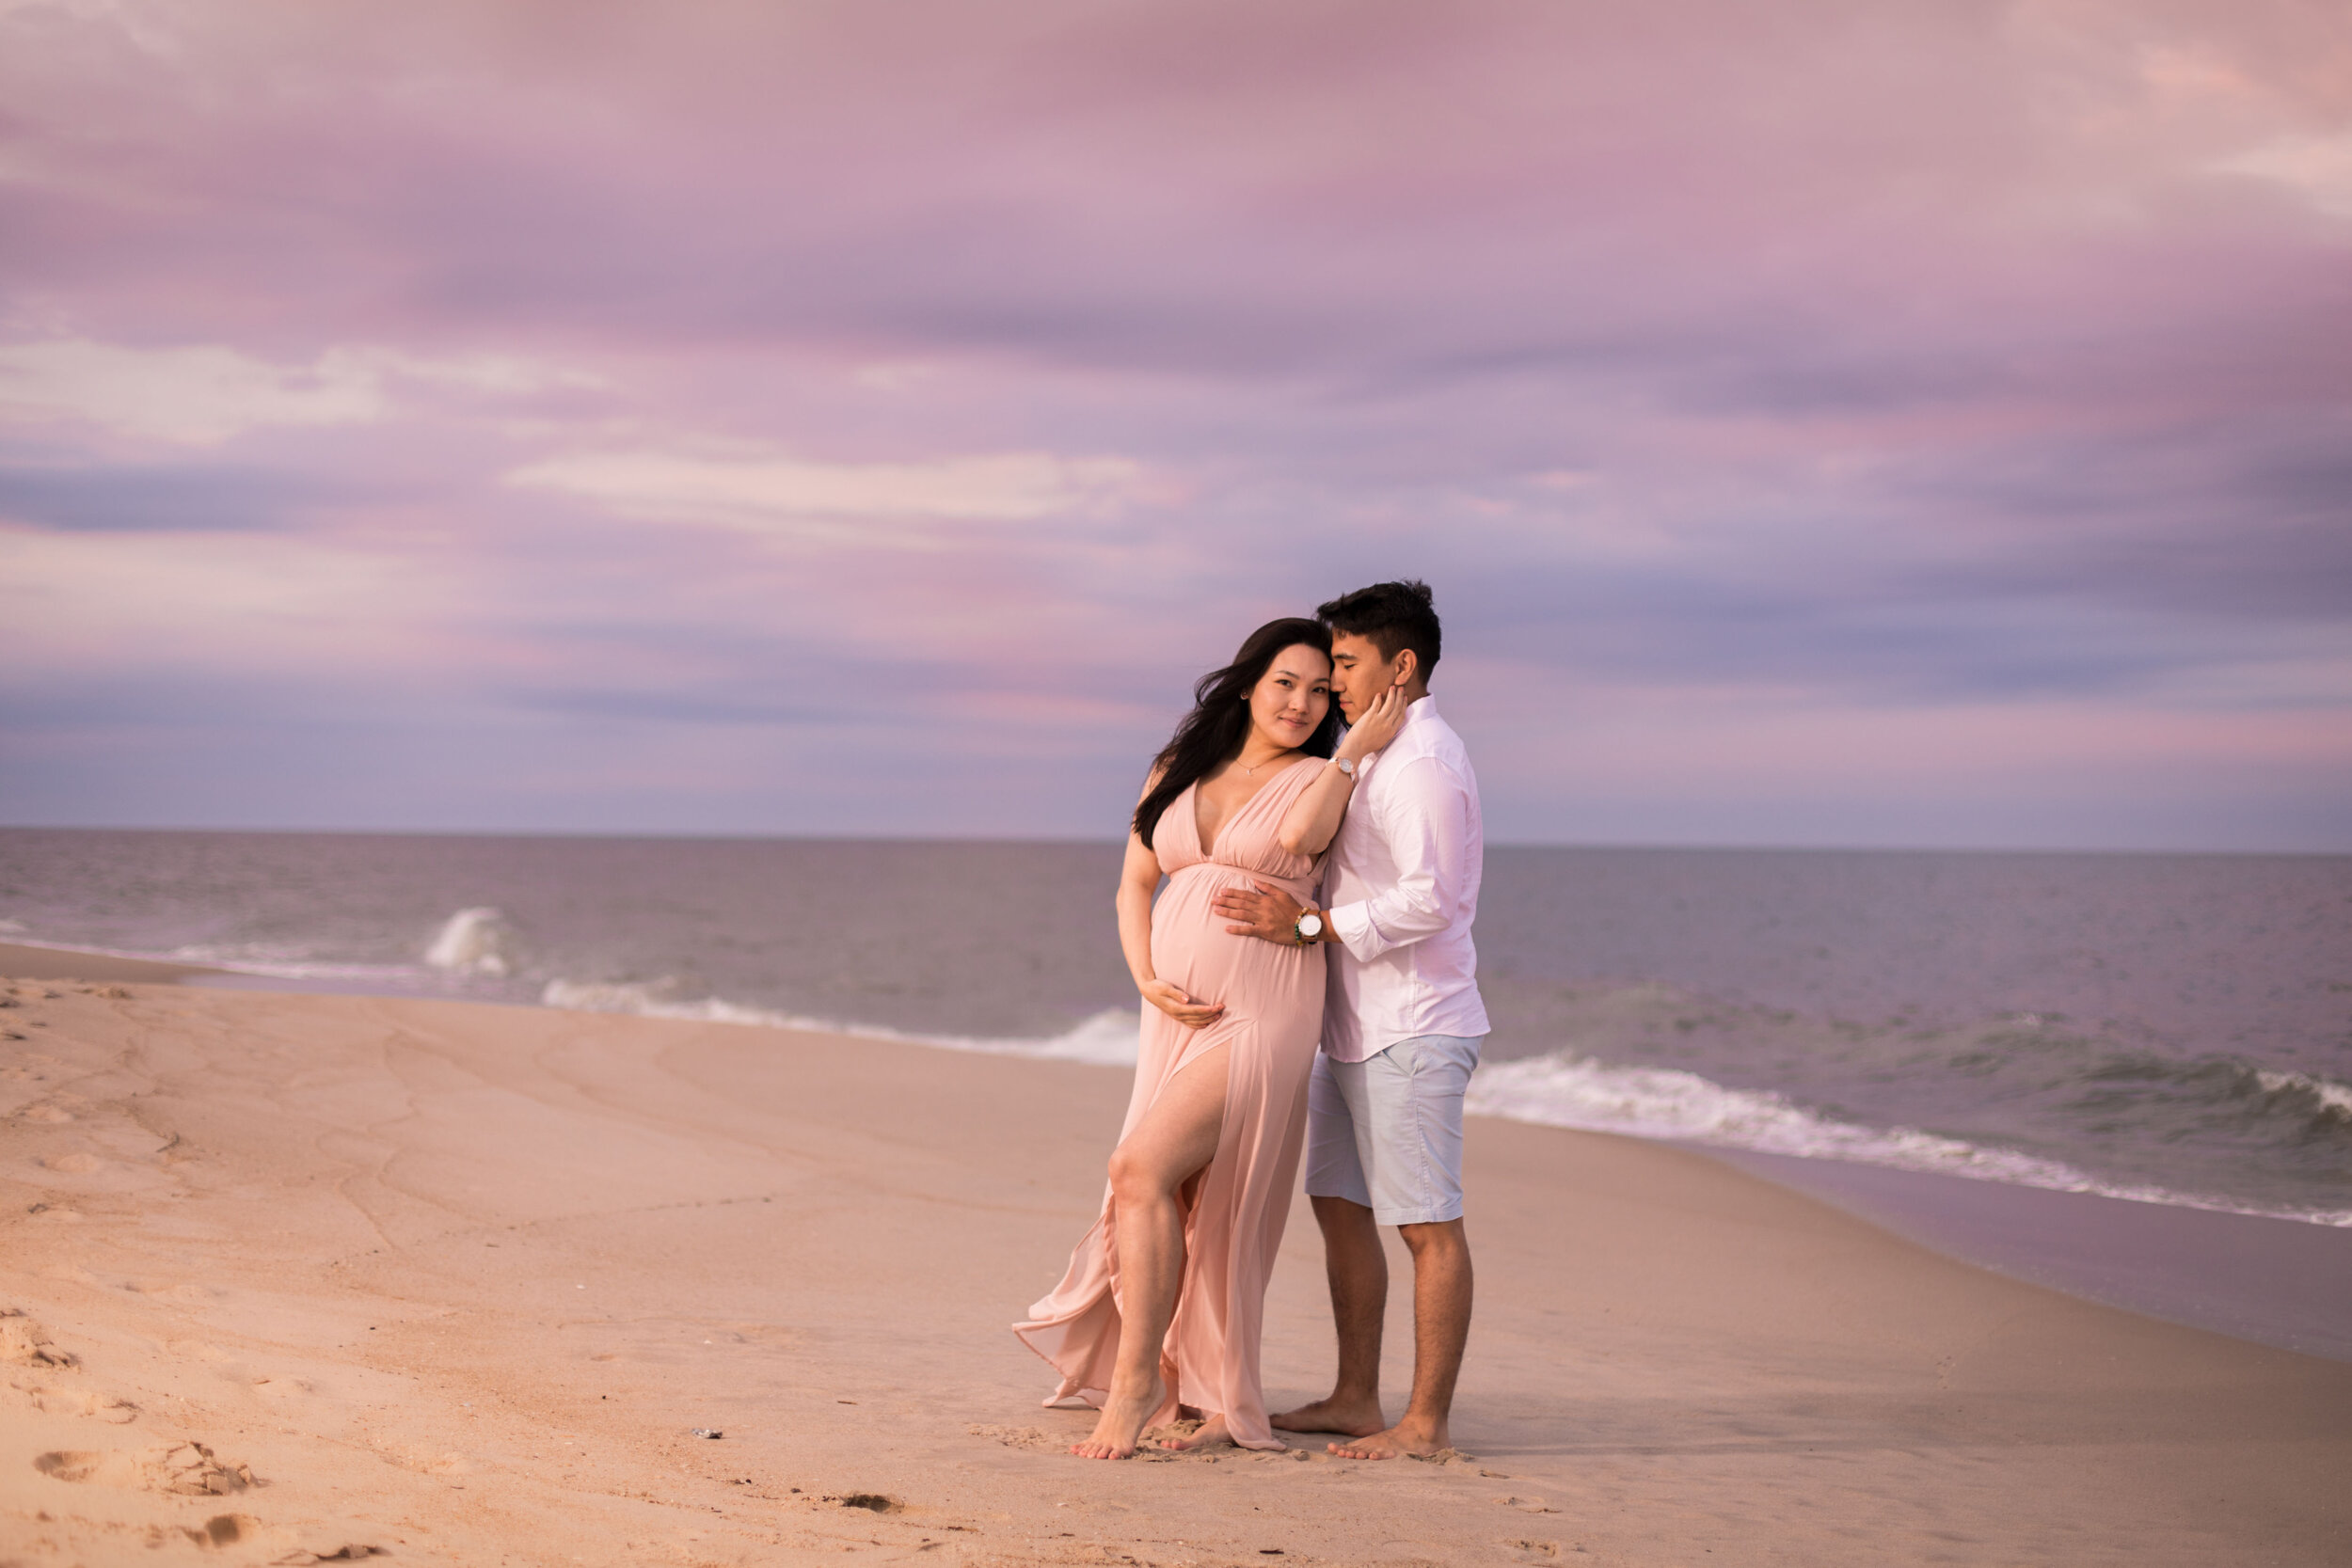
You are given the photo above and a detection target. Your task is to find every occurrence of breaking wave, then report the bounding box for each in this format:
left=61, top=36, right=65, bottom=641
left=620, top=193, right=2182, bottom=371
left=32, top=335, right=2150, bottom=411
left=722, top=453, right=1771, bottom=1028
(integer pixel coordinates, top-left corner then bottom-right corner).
left=1466, top=1051, right=2352, bottom=1227
left=424, top=907, right=516, bottom=977
left=2254, top=1068, right=2352, bottom=1124
left=539, top=976, right=1143, bottom=1068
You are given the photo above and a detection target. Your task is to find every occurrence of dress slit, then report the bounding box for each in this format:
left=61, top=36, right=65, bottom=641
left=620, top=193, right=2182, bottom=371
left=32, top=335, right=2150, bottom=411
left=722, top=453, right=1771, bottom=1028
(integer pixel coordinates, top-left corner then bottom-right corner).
left=1013, top=754, right=1328, bottom=1451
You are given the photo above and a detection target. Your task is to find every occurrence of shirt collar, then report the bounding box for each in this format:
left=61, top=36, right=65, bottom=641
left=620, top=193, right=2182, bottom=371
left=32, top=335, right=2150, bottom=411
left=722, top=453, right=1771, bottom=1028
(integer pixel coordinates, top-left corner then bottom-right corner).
left=1354, top=694, right=1434, bottom=756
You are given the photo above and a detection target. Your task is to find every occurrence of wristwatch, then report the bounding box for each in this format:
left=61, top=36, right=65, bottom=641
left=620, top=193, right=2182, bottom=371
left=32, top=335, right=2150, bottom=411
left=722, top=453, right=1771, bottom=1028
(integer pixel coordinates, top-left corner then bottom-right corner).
left=1332, top=756, right=1357, bottom=778
left=1293, top=909, right=1325, bottom=945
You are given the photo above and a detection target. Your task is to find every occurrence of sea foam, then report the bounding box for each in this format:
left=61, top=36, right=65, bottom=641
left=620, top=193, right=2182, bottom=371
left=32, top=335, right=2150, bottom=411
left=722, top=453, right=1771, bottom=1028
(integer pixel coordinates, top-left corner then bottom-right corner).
left=424, top=908, right=516, bottom=977
left=2254, top=1068, right=2352, bottom=1123
left=1467, top=1050, right=2352, bottom=1227
left=539, top=976, right=1143, bottom=1067
left=533, top=973, right=2352, bottom=1226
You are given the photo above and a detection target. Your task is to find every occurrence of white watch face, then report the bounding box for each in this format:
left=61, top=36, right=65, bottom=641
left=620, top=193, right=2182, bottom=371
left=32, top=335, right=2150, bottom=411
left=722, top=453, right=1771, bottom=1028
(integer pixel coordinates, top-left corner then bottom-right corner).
left=1297, top=913, right=1324, bottom=939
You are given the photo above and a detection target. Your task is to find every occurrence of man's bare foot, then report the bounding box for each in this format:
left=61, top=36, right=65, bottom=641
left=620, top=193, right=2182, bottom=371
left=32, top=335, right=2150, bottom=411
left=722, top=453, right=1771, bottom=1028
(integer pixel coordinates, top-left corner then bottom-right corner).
left=1072, top=1379, right=1161, bottom=1460
left=1271, top=1394, right=1386, bottom=1437
left=1329, top=1418, right=1448, bottom=1460
left=1157, top=1413, right=1233, bottom=1452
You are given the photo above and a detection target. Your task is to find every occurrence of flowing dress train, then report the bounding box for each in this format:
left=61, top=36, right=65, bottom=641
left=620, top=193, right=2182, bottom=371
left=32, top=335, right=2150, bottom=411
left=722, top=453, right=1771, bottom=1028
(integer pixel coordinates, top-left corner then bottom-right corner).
left=1012, top=754, right=1327, bottom=1450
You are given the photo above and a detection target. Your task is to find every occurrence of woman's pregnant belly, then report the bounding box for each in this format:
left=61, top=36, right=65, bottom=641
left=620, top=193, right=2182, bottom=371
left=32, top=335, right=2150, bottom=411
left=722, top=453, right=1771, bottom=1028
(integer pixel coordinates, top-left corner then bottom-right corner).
left=1151, top=863, right=1324, bottom=1020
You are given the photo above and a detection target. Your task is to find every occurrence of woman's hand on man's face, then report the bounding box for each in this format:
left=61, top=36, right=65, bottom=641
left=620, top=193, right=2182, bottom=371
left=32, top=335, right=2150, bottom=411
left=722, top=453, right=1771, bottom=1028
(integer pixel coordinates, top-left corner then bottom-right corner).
left=1139, top=978, right=1225, bottom=1030
left=1338, top=683, right=1408, bottom=762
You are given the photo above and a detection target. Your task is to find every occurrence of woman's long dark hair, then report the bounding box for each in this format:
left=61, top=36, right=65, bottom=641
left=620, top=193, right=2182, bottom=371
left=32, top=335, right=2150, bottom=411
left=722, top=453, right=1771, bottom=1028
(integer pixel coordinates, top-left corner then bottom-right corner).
left=1132, top=617, right=1339, bottom=847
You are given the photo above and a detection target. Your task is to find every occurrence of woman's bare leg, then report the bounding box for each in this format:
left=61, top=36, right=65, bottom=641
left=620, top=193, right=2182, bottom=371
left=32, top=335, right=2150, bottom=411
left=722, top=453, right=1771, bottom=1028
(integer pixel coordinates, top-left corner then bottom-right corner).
left=1072, top=1044, right=1230, bottom=1460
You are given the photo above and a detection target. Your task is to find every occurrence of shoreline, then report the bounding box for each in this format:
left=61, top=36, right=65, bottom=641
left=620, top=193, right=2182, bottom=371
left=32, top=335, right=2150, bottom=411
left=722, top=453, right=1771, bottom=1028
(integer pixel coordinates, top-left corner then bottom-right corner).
left=0, top=941, right=224, bottom=985
left=2, top=975, right=2348, bottom=1562
left=1709, top=1148, right=2352, bottom=1363
left=6, top=937, right=2346, bottom=1366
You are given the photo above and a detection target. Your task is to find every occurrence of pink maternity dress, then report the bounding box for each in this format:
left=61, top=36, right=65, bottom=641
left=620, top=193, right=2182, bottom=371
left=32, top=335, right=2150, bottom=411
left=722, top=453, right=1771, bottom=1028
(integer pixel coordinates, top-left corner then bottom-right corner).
left=1013, top=754, right=1328, bottom=1450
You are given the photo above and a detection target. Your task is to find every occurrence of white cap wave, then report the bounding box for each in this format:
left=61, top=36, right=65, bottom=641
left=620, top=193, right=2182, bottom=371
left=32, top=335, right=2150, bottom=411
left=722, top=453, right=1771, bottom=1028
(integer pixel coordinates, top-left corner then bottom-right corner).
left=424, top=908, right=516, bottom=977
left=1466, top=1051, right=2352, bottom=1225
left=540, top=976, right=1143, bottom=1068
left=525, top=978, right=2352, bottom=1227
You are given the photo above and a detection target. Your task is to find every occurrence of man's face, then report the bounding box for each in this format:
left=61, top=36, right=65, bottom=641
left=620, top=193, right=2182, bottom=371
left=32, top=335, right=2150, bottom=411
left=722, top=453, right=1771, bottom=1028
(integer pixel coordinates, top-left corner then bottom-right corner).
left=1328, top=631, right=1406, bottom=723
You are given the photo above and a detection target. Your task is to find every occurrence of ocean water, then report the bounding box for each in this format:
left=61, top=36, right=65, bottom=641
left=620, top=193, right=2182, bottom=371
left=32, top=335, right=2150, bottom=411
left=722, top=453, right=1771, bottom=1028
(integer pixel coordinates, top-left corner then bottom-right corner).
left=2, top=830, right=2348, bottom=1231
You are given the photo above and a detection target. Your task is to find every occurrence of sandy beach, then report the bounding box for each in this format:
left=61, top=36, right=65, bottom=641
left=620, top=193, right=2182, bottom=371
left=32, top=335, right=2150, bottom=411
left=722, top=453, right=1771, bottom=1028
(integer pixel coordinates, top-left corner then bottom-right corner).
left=4, top=965, right=2349, bottom=1567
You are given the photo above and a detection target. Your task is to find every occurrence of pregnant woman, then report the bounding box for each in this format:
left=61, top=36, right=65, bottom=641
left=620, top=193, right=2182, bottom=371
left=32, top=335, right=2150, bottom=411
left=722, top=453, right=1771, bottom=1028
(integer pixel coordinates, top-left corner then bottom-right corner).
left=1014, top=616, right=1406, bottom=1458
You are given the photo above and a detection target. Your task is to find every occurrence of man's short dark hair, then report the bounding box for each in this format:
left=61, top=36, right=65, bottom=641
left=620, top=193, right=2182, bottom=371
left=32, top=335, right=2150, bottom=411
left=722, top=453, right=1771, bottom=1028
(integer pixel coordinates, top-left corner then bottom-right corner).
left=1317, top=579, right=1441, bottom=676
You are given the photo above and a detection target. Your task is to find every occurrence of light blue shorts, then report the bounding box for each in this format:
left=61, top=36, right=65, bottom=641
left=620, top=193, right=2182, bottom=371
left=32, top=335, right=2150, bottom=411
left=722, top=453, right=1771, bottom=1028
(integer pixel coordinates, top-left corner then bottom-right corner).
left=1303, top=1034, right=1486, bottom=1227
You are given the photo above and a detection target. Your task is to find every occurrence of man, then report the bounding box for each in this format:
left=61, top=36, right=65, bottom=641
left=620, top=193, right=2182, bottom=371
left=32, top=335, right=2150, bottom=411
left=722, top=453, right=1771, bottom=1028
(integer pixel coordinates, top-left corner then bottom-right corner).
left=1211, top=579, right=1488, bottom=1460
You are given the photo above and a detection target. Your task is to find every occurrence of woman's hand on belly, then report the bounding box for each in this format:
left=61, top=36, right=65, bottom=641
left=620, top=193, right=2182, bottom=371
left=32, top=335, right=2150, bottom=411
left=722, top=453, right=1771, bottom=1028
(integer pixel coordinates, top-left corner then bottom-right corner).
left=1140, top=977, right=1225, bottom=1031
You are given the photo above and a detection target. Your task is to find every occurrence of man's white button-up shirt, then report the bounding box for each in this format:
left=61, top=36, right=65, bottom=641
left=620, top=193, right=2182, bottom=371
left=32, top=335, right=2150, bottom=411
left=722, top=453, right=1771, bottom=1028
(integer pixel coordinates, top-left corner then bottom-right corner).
left=1322, top=695, right=1490, bottom=1062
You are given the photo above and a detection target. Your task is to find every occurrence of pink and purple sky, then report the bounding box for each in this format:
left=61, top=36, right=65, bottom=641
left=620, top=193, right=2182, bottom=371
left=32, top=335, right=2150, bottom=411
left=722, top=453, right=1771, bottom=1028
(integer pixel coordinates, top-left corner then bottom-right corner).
left=2, top=0, right=2347, bottom=847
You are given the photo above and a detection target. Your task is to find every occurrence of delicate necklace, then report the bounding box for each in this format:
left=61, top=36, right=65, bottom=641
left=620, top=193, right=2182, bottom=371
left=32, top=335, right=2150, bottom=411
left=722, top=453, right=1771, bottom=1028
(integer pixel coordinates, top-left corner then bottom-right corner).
left=1237, top=749, right=1291, bottom=777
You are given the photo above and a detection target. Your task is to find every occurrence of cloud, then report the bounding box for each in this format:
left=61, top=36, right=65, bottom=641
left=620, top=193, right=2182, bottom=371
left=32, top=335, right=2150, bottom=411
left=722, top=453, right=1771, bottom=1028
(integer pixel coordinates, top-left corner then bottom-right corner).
left=504, top=443, right=1155, bottom=534
left=0, top=0, right=2345, bottom=846
left=0, top=460, right=339, bottom=531
left=2210, top=132, right=2352, bottom=217
left=0, top=521, right=458, bottom=674
left=0, top=339, right=385, bottom=445
left=0, top=337, right=600, bottom=447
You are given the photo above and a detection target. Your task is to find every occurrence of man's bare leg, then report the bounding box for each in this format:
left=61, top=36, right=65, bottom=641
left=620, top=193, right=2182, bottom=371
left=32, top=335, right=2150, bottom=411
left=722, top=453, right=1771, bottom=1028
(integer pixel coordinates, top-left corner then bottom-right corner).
left=1072, top=1047, right=1229, bottom=1460
left=1330, top=1217, right=1471, bottom=1459
left=1271, top=1195, right=1390, bottom=1436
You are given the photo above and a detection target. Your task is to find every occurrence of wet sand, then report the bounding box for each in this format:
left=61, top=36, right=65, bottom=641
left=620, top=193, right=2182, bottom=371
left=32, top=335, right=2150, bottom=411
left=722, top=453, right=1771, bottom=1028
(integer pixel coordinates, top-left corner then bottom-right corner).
left=0, top=942, right=219, bottom=985
left=3, top=974, right=2348, bottom=1565
left=1713, top=1147, right=2352, bottom=1362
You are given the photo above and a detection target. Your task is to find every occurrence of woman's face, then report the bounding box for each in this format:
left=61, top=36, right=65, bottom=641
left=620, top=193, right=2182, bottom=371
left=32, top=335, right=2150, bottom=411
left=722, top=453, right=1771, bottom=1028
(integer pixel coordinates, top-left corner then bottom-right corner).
left=1247, top=643, right=1333, bottom=752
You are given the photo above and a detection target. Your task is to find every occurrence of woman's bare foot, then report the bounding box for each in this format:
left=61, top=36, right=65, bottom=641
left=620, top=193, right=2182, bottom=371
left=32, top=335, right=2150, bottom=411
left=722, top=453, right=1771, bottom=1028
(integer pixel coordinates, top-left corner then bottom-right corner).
left=1328, top=1416, right=1449, bottom=1460
left=1072, top=1378, right=1161, bottom=1460
left=1270, top=1394, right=1386, bottom=1437
left=1158, top=1412, right=1233, bottom=1452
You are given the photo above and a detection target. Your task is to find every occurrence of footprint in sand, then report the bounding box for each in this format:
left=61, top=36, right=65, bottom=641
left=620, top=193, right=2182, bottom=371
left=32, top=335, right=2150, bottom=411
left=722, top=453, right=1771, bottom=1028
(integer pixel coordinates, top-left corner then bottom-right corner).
left=279, top=1545, right=389, bottom=1562
left=967, top=1423, right=1062, bottom=1452
left=249, top=1372, right=320, bottom=1398
left=34, top=1439, right=258, bottom=1495
left=0, top=1308, right=78, bottom=1368
left=170, top=1513, right=262, bottom=1550
left=19, top=1103, right=73, bottom=1123
left=40, top=1151, right=103, bottom=1173
left=377, top=1444, right=469, bottom=1476
left=128, top=1278, right=228, bottom=1307
left=24, top=1385, right=139, bottom=1423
